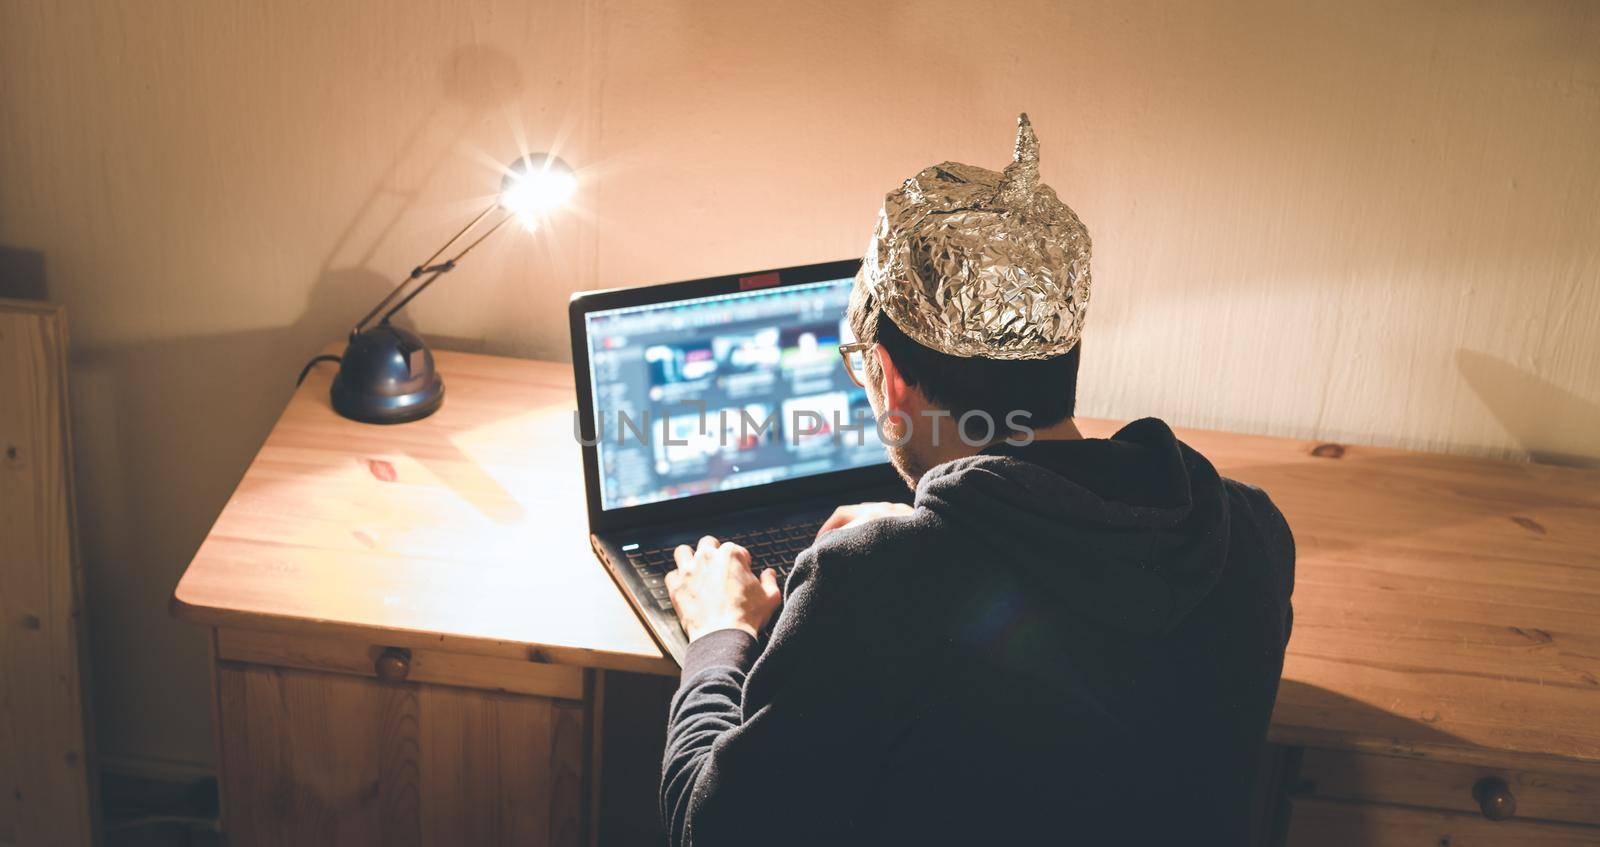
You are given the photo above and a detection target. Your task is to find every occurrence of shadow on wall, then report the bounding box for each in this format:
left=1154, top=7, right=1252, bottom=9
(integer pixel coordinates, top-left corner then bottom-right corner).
left=70, top=39, right=531, bottom=602
left=1456, top=349, right=1600, bottom=469
left=0, top=246, right=48, bottom=301
left=315, top=43, right=524, bottom=338
left=41, top=43, right=530, bottom=767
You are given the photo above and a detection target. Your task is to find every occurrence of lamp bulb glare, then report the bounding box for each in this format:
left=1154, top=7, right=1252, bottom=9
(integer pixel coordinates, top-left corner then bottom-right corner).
left=499, top=154, right=576, bottom=219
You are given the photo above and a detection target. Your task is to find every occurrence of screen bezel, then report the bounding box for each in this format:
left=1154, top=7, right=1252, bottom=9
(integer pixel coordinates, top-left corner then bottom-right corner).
left=569, top=258, right=899, bottom=533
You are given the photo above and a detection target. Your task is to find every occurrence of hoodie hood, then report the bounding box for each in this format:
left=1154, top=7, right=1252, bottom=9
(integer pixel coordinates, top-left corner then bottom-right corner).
left=914, top=418, right=1230, bottom=635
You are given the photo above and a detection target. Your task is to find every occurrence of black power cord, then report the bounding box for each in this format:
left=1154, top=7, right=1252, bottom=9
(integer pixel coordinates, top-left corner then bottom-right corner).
left=296, top=354, right=342, bottom=387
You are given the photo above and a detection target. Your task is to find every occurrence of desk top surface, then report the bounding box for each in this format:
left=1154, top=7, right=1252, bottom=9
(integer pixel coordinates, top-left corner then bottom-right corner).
left=174, top=349, right=1600, bottom=765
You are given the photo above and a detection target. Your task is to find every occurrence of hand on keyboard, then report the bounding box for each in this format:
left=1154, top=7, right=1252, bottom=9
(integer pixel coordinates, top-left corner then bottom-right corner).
left=816, top=501, right=914, bottom=540
left=625, top=521, right=821, bottom=617
left=665, top=536, right=783, bottom=643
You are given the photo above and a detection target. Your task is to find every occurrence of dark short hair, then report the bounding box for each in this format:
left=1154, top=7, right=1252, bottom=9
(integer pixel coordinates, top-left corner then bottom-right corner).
left=858, top=309, right=1081, bottom=439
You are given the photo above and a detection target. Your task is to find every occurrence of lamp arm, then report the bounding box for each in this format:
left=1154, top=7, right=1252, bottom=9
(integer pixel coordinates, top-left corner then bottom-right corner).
left=350, top=203, right=501, bottom=336
left=376, top=209, right=516, bottom=326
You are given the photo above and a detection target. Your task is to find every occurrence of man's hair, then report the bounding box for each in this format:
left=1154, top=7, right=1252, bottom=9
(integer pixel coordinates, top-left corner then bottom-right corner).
left=850, top=297, right=1081, bottom=439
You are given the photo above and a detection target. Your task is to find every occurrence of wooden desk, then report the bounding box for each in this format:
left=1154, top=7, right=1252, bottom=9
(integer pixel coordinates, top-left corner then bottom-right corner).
left=173, top=350, right=673, bottom=847
left=174, top=350, right=1600, bottom=846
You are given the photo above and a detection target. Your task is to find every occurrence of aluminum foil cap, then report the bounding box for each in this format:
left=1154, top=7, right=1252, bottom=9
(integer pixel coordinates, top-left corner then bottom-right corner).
left=859, top=113, right=1092, bottom=360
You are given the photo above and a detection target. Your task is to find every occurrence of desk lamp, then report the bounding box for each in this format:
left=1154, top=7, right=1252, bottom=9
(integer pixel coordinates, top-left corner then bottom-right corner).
left=329, top=153, right=576, bottom=424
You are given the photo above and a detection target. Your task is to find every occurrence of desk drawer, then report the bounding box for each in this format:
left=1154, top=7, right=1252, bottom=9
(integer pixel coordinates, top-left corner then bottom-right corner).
left=216, top=627, right=585, bottom=700
left=214, top=662, right=588, bottom=847
left=1292, top=747, right=1600, bottom=828
left=1287, top=796, right=1600, bottom=846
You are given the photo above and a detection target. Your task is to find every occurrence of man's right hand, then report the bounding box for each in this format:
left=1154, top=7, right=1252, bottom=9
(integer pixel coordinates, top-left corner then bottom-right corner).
left=666, top=536, right=782, bottom=643
left=816, top=501, right=913, bottom=540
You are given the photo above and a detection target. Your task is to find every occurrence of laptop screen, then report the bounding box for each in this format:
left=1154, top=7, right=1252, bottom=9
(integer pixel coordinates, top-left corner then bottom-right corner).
left=582, top=276, right=888, bottom=511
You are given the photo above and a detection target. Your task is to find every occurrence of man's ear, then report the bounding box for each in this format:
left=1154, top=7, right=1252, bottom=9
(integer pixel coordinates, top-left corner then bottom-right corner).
left=873, top=343, right=913, bottom=415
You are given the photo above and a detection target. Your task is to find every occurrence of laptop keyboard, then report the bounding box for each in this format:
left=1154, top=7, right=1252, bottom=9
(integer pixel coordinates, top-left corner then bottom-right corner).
left=624, top=520, right=824, bottom=613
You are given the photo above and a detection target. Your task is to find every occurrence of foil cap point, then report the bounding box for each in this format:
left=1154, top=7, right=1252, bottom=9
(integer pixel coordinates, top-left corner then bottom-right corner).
left=997, top=113, right=1040, bottom=206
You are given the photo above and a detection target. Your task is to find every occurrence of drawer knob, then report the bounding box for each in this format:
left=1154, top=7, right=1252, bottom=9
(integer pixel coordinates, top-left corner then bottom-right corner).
left=1471, top=776, right=1516, bottom=821
left=375, top=647, right=412, bottom=681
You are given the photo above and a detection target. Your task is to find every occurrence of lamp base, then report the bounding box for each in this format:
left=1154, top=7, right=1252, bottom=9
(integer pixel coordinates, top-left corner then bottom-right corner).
left=330, top=324, right=444, bottom=425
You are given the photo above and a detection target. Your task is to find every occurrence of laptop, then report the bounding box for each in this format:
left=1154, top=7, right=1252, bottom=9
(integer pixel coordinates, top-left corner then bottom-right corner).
left=569, top=258, right=908, bottom=665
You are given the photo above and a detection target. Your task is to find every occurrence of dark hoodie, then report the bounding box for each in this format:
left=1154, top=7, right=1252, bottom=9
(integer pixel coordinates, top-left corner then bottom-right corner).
left=661, top=418, right=1295, bottom=846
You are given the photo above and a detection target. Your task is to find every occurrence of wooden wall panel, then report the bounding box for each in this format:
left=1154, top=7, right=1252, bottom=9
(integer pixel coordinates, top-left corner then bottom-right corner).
left=0, top=300, right=92, bottom=846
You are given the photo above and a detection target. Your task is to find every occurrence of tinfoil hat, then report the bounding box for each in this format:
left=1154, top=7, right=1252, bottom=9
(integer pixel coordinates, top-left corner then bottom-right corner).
left=856, top=113, right=1092, bottom=360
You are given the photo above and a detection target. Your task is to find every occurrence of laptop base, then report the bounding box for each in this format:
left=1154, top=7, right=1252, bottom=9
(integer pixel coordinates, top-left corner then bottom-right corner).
left=592, top=481, right=908, bottom=666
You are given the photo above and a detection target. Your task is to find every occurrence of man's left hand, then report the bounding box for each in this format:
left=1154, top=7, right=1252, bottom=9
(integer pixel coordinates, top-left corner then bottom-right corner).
left=816, top=501, right=914, bottom=540
left=666, top=535, right=783, bottom=643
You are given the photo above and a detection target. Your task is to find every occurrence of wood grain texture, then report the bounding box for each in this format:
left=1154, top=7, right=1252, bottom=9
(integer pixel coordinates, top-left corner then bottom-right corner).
left=216, top=662, right=584, bottom=847
left=549, top=700, right=587, bottom=847
left=174, top=350, right=675, bottom=677
left=1286, top=797, right=1600, bottom=846
left=418, top=684, right=580, bottom=847
left=216, top=663, right=390, bottom=845
left=0, top=300, right=93, bottom=846
left=376, top=681, right=423, bottom=847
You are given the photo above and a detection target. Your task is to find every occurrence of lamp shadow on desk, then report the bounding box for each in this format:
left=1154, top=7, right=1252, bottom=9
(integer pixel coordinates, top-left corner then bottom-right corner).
left=1272, top=678, right=1468, bottom=751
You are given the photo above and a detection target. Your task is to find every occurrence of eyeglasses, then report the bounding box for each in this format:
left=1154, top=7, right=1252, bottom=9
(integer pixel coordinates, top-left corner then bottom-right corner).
left=838, top=341, right=874, bottom=388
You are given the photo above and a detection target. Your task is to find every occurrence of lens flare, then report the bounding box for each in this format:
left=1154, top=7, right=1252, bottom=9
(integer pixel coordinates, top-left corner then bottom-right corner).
left=499, top=154, right=577, bottom=229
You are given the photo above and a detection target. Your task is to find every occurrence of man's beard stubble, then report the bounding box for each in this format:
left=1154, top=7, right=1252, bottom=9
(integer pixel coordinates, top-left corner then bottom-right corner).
left=885, top=439, right=930, bottom=491
left=865, top=363, right=931, bottom=489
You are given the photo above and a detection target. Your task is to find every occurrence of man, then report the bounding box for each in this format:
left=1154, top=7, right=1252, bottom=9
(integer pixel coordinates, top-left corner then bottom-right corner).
left=661, top=114, right=1295, bottom=845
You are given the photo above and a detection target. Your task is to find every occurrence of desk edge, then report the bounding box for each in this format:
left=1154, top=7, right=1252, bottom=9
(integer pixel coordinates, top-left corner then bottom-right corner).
left=169, top=590, right=679, bottom=677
